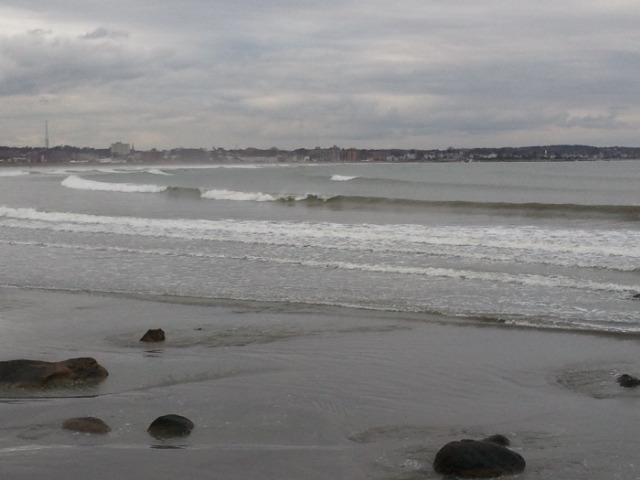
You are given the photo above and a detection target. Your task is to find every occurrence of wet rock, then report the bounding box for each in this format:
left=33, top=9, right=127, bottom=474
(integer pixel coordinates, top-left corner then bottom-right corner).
left=617, top=374, right=640, bottom=388
left=140, top=328, right=166, bottom=342
left=0, top=358, right=109, bottom=388
left=148, top=414, right=194, bottom=439
left=433, top=435, right=525, bottom=478
left=63, top=417, right=111, bottom=434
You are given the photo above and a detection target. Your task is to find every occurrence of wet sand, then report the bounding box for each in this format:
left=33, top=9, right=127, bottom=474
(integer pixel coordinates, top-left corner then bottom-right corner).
left=1, top=286, right=640, bottom=479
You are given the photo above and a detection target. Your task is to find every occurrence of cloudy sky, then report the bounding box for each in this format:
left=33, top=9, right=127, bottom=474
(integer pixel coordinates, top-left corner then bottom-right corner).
left=2, top=1, right=640, bottom=150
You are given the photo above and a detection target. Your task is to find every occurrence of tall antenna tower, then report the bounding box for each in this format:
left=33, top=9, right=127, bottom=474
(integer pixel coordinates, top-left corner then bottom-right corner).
left=45, top=120, right=50, bottom=149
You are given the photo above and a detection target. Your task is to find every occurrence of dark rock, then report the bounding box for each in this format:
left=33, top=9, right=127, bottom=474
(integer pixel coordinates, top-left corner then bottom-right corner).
left=617, top=374, right=640, bottom=388
left=63, top=417, right=111, bottom=434
left=140, top=328, right=166, bottom=342
left=632, top=293, right=640, bottom=300
left=0, top=358, right=109, bottom=388
left=148, top=414, right=194, bottom=439
left=433, top=435, right=525, bottom=478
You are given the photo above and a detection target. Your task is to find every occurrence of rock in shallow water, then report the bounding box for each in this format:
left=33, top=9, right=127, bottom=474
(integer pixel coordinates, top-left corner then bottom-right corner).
left=0, top=358, right=108, bottom=388
left=140, top=328, right=166, bottom=342
left=63, top=417, right=111, bottom=434
left=617, top=373, right=640, bottom=388
left=433, top=435, right=525, bottom=478
left=147, top=414, right=194, bottom=439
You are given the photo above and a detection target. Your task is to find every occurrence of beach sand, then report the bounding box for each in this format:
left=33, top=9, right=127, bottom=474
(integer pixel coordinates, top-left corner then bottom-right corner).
left=1, top=286, right=639, bottom=479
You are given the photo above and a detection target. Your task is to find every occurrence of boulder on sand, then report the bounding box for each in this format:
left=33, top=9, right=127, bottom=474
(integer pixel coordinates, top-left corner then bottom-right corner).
left=433, top=434, right=525, bottom=478
left=147, top=414, right=194, bottom=439
left=0, top=358, right=108, bottom=388
left=140, top=328, right=165, bottom=342
left=63, top=417, right=111, bottom=434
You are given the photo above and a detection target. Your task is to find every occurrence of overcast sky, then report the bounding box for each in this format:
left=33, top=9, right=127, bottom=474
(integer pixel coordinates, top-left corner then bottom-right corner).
left=2, top=1, right=640, bottom=150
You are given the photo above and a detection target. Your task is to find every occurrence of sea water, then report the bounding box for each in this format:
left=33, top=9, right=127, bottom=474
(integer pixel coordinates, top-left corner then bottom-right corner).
left=0, top=161, right=638, bottom=334
left=1, top=160, right=640, bottom=479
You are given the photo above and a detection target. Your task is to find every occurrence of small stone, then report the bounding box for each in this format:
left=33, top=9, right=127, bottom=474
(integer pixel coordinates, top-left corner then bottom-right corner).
left=63, top=417, right=111, bottom=434
left=433, top=435, right=525, bottom=478
left=148, top=414, right=194, bottom=439
left=140, top=329, right=165, bottom=342
left=617, top=374, right=640, bottom=388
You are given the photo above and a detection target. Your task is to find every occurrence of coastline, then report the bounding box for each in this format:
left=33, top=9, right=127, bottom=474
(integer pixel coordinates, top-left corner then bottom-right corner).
left=1, top=286, right=640, bottom=478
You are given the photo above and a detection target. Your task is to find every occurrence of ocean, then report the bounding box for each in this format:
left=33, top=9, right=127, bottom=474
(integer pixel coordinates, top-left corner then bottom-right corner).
left=1, top=160, right=640, bottom=479
left=1, top=160, right=638, bottom=333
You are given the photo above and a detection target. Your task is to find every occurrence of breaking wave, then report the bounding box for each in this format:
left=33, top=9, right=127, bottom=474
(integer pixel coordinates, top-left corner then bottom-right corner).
left=61, top=175, right=167, bottom=193
left=56, top=174, right=640, bottom=221
left=201, top=189, right=277, bottom=202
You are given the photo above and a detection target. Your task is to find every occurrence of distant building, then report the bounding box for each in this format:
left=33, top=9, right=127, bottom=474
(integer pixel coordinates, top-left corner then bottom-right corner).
left=311, top=145, right=342, bottom=162
left=343, top=149, right=360, bottom=162
left=110, top=142, right=131, bottom=157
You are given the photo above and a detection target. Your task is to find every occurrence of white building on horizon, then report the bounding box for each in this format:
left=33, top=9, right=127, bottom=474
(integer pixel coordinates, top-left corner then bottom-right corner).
left=110, top=142, right=131, bottom=157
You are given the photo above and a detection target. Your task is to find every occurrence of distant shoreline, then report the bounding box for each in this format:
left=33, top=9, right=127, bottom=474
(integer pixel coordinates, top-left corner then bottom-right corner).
left=2, top=144, right=640, bottom=166
left=1, top=157, right=639, bottom=169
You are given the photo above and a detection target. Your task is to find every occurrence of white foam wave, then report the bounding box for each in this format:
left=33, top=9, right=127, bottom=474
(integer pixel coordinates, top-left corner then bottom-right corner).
left=0, top=232, right=631, bottom=294
left=201, top=189, right=277, bottom=201
left=331, top=174, right=358, bottom=181
left=241, top=255, right=632, bottom=292
left=147, top=168, right=172, bottom=176
left=61, top=175, right=167, bottom=193
left=2, top=205, right=639, bottom=273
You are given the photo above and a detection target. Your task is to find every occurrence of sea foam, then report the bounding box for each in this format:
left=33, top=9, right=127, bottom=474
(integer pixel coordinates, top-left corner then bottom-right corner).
left=1, top=205, right=637, bottom=275
left=147, top=168, right=172, bottom=176
left=331, top=175, right=358, bottom=181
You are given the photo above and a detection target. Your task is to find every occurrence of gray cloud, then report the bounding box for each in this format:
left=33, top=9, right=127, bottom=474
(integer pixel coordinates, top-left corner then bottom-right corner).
left=1, top=0, right=640, bottom=149
left=80, top=27, right=129, bottom=40
left=0, top=29, right=174, bottom=96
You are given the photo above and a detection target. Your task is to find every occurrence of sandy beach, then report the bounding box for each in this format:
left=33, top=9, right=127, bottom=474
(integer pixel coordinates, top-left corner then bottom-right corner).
left=0, top=286, right=638, bottom=479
